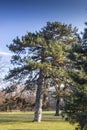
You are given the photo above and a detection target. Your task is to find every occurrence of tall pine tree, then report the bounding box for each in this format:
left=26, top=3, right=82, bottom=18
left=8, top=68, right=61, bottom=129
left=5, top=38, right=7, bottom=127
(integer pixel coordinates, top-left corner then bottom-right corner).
left=6, top=22, right=77, bottom=122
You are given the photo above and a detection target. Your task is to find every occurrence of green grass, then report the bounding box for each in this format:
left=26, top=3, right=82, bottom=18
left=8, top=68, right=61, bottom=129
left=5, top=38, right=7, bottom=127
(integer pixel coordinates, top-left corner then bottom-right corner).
left=0, top=111, right=75, bottom=130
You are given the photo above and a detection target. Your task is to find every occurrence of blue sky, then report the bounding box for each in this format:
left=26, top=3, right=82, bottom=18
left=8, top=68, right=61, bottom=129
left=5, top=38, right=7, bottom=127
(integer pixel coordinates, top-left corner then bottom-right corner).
left=0, top=0, right=87, bottom=55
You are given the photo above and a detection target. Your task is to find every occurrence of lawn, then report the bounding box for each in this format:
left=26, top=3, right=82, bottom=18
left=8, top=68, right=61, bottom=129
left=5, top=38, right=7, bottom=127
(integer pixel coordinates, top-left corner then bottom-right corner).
left=0, top=111, right=75, bottom=130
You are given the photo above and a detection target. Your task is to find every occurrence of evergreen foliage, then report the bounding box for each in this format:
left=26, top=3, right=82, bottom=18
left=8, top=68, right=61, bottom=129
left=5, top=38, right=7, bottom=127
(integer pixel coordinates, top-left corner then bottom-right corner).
left=5, top=22, right=77, bottom=122
left=64, top=26, right=87, bottom=130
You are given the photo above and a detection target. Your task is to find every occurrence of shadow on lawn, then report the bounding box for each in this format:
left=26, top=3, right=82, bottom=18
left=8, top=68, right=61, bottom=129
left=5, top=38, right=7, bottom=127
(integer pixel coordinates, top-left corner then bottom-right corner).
left=9, top=129, right=46, bottom=130
left=0, top=114, right=33, bottom=124
left=0, top=118, right=33, bottom=124
left=0, top=118, right=65, bottom=124
left=9, top=129, right=30, bottom=130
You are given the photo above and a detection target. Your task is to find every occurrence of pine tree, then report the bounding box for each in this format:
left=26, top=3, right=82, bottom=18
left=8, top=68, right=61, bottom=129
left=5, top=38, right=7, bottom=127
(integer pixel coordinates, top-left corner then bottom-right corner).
left=64, top=29, right=87, bottom=130
left=6, top=22, right=77, bottom=122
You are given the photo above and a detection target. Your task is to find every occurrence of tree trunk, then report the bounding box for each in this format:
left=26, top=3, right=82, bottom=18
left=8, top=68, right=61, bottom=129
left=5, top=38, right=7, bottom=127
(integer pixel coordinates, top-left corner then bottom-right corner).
left=55, top=97, right=60, bottom=116
left=34, top=72, right=43, bottom=122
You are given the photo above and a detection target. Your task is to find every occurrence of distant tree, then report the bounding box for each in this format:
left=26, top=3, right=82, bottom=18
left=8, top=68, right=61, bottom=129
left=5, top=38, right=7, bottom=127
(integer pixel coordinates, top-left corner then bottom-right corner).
left=50, top=72, right=73, bottom=116
left=0, top=91, right=5, bottom=110
left=2, top=83, right=36, bottom=111
left=5, top=22, right=77, bottom=122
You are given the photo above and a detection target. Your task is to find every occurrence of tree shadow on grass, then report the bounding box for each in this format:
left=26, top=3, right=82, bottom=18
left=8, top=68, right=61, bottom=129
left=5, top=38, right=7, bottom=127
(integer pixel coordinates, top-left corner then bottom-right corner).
left=0, top=118, right=33, bottom=125
left=9, top=129, right=46, bottom=130
left=42, top=115, right=64, bottom=122
left=9, top=129, right=33, bottom=130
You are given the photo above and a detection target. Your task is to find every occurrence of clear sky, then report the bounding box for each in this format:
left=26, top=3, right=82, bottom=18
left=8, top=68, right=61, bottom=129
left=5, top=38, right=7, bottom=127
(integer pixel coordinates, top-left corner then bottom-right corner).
left=0, top=0, right=87, bottom=55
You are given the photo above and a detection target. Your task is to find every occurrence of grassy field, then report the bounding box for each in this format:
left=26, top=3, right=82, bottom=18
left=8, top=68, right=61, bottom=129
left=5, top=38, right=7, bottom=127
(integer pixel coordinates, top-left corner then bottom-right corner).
left=0, top=111, right=75, bottom=130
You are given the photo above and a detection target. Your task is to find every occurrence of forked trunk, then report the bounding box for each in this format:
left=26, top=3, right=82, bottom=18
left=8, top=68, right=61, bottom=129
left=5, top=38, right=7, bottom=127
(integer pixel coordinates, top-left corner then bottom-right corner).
left=34, top=72, right=43, bottom=122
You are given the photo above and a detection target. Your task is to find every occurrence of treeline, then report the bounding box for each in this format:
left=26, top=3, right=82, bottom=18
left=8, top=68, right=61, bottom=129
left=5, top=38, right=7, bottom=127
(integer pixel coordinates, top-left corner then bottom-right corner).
left=0, top=87, right=56, bottom=112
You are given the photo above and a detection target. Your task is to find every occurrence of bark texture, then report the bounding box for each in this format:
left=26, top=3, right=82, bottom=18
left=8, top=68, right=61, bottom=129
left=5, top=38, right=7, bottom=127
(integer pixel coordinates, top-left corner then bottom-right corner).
left=34, top=72, right=43, bottom=122
left=55, top=97, right=60, bottom=116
